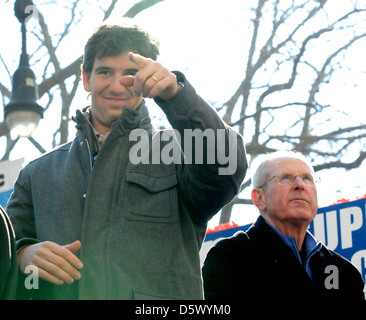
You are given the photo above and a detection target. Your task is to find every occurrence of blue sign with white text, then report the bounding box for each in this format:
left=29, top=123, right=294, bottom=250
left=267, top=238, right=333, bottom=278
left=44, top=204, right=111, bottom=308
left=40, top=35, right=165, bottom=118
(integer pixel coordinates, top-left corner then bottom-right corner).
left=308, top=198, right=366, bottom=286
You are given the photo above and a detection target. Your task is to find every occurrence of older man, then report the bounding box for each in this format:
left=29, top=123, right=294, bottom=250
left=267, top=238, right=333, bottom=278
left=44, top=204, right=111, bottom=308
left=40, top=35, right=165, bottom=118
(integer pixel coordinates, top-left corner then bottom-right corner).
left=202, top=151, right=365, bottom=301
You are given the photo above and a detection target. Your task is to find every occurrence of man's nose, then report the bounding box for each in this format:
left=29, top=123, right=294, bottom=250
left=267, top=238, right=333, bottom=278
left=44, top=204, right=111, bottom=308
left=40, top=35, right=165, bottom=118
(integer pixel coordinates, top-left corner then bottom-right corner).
left=293, top=176, right=305, bottom=189
left=110, top=76, right=126, bottom=93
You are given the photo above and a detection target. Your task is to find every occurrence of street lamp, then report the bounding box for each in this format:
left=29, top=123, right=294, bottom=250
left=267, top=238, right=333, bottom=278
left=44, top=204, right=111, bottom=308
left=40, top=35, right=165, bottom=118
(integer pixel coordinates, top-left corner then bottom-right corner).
left=4, top=0, right=43, bottom=137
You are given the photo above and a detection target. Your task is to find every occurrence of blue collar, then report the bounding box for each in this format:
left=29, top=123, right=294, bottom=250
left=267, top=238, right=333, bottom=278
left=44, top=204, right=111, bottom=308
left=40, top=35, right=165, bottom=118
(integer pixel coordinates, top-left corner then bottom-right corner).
left=264, top=220, right=322, bottom=280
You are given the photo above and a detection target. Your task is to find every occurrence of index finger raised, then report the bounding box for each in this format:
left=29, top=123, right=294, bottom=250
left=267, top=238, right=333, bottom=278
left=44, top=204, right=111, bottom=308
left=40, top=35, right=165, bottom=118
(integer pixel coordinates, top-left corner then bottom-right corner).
left=128, top=52, right=152, bottom=69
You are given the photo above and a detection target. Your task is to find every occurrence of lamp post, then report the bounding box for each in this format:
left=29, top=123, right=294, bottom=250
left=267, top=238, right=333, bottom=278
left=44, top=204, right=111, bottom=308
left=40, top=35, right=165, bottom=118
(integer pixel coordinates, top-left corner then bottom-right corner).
left=4, top=0, right=43, bottom=137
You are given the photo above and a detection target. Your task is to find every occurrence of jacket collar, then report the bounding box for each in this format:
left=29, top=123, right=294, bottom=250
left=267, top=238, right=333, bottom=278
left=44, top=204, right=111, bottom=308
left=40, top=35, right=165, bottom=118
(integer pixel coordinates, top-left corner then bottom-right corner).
left=115, top=101, right=153, bottom=135
left=246, top=215, right=304, bottom=267
left=74, top=101, right=153, bottom=139
left=72, top=101, right=153, bottom=158
left=247, top=216, right=322, bottom=278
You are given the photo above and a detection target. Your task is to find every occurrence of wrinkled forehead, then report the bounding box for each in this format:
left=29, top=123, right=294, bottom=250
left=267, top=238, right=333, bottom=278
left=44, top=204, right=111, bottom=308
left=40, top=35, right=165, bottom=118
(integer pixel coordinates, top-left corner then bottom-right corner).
left=266, top=157, right=314, bottom=177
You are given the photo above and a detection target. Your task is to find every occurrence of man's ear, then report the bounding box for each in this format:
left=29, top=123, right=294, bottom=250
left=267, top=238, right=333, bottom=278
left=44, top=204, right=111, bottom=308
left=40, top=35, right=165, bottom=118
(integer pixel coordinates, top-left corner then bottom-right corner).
left=82, top=71, right=91, bottom=92
left=251, top=188, right=266, bottom=211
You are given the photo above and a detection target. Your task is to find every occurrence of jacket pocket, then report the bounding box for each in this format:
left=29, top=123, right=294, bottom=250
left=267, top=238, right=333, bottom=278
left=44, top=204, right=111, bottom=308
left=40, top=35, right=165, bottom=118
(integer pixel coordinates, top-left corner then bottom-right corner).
left=124, top=171, right=179, bottom=223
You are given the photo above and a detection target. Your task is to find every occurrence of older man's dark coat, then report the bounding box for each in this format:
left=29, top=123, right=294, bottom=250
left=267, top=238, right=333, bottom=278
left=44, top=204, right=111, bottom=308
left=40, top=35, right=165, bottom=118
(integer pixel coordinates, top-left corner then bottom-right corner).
left=203, top=216, right=365, bottom=301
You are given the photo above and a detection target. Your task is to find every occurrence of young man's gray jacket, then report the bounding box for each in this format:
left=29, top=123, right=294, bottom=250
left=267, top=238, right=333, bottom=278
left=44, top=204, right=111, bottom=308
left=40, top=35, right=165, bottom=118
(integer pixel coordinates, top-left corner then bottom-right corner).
left=7, top=73, right=247, bottom=300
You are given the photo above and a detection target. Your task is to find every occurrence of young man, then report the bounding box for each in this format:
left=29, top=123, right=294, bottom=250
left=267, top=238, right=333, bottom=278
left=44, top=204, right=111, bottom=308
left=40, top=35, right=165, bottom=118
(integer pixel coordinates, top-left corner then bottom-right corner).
left=203, top=151, right=365, bottom=301
left=7, top=23, right=247, bottom=299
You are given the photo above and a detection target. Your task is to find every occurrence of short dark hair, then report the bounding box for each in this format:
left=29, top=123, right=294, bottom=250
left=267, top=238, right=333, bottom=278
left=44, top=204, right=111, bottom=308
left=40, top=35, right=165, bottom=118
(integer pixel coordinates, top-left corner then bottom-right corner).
left=82, top=22, right=160, bottom=73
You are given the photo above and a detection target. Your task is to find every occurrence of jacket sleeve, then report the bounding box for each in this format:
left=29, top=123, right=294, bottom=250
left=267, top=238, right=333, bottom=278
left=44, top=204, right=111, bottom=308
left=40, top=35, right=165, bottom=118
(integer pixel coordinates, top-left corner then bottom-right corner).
left=0, top=206, right=18, bottom=300
left=154, top=72, right=247, bottom=222
left=202, top=236, right=248, bottom=300
left=6, top=167, right=40, bottom=251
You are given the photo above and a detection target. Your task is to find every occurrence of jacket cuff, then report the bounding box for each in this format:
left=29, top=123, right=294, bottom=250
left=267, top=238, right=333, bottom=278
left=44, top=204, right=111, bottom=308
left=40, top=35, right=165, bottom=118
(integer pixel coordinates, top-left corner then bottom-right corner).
left=16, top=238, right=40, bottom=253
left=154, top=71, right=197, bottom=120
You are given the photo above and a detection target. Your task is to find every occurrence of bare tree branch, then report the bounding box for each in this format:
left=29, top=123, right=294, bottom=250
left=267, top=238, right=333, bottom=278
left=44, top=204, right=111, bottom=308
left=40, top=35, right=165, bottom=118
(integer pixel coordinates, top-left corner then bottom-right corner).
left=1, top=1, right=366, bottom=226
left=217, top=1, right=366, bottom=223
left=28, top=136, right=47, bottom=154
left=124, top=0, right=164, bottom=18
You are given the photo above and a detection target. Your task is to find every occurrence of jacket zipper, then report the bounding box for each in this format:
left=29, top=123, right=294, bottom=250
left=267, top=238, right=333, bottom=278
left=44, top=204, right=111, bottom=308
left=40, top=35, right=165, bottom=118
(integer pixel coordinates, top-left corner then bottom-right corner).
left=84, top=138, right=93, bottom=174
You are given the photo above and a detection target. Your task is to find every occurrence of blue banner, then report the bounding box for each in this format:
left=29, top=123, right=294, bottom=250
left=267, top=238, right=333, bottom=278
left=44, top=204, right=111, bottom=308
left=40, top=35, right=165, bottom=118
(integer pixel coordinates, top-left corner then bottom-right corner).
left=0, top=189, right=13, bottom=208
left=0, top=158, right=23, bottom=209
left=309, top=197, right=366, bottom=288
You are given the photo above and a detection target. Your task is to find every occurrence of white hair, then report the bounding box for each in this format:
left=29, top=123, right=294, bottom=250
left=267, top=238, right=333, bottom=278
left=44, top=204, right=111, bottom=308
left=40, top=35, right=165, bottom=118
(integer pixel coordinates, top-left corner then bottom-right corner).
left=251, top=150, right=314, bottom=189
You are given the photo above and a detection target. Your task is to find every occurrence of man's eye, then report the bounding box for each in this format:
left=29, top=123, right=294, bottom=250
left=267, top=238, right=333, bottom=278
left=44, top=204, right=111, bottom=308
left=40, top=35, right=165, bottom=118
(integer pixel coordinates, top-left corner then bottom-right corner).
left=281, top=174, right=292, bottom=181
left=303, top=175, right=313, bottom=182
